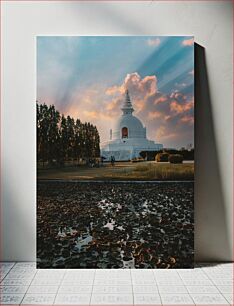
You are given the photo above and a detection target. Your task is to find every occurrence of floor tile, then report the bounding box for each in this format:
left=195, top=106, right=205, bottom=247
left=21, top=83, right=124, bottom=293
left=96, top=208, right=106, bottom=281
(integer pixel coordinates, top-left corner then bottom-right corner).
left=134, top=294, right=161, bottom=305
left=131, top=274, right=155, bottom=281
left=208, top=275, right=232, bottom=281
left=21, top=293, right=56, bottom=305
left=4, top=273, right=35, bottom=280
left=160, top=294, right=194, bottom=305
left=31, top=278, right=62, bottom=286
left=178, top=270, right=205, bottom=274
left=10, top=267, right=36, bottom=272
left=58, top=285, right=92, bottom=294
left=55, top=294, right=91, bottom=305
left=0, top=285, right=28, bottom=294
left=0, top=294, right=24, bottom=305
left=186, top=285, right=219, bottom=293
left=216, top=285, right=233, bottom=293
left=35, top=275, right=63, bottom=280
left=190, top=293, right=229, bottom=305
left=132, top=278, right=157, bottom=285
left=101, top=274, right=131, bottom=278
left=91, top=294, right=133, bottom=305
left=181, top=279, right=213, bottom=286
left=62, top=278, right=94, bottom=285
left=93, top=278, right=132, bottom=285
left=92, top=285, right=132, bottom=294
left=0, top=262, right=15, bottom=268
left=64, top=274, right=95, bottom=280
left=223, top=293, right=233, bottom=304
left=27, top=285, right=59, bottom=294
left=154, top=274, right=180, bottom=279
left=0, top=272, right=10, bottom=280
left=0, top=279, right=32, bottom=286
left=131, top=271, right=154, bottom=277
left=0, top=267, right=14, bottom=274
left=212, top=279, right=233, bottom=286
left=14, top=262, right=36, bottom=268
left=0, top=269, right=14, bottom=278
left=37, top=272, right=61, bottom=277
left=179, top=274, right=209, bottom=280
left=133, top=285, right=158, bottom=294
left=95, top=275, right=132, bottom=281
left=37, top=269, right=65, bottom=274
left=154, top=273, right=180, bottom=278
left=158, top=285, right=188, bottom=294
left=0, top=261, right=233, bottom=306
left=178, top=271, right=206, bottom=277
left=96, top=270, right=130, bottom=275
left=63, top=275, right=94, bottom=281
left=36, top=272, right=64, bottom=279
left=66, top=268, right=95, bottom=272
left=156, top=279, right=184, bottom=285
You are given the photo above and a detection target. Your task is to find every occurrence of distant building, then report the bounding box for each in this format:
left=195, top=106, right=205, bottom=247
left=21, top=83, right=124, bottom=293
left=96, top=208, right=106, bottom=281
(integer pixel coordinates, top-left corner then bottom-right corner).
left=101, top=90, right=163, bottom=161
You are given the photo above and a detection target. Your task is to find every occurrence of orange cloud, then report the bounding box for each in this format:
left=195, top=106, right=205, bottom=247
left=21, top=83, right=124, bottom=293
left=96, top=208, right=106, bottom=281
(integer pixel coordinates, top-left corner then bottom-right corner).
left=170, top=100, right=194, bottom=114
left=105, top=85, right=124, bottom=96
left=83, top=110, right=98, bottom=119
left=105, top=73, right=157, bottom=98
left=60, top=72, right=194, bottom=149
left=182, top=38, right=194, bottom=46
left=181, top=116, right=194, bottom=124
left=105, top=72, right=158, bottom=115
left=148, top=111, right=162, bottom=120
left=106, top=100, right=117, bottom=111
left=135, top=100, right=145, bottom=112
left=156, top=126, right=177, bottom=141
left=82, top=110, right=113, bottom=122
left=104, top=72, right=194, bottom=147
left=154, top=96, right=168, bottom=105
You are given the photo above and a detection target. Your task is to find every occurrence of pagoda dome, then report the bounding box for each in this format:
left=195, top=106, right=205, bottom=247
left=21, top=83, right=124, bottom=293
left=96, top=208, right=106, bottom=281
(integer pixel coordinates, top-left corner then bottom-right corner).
left=112, top=90, right=146, bottom=140
left=101, top=89, right=163, bottom=161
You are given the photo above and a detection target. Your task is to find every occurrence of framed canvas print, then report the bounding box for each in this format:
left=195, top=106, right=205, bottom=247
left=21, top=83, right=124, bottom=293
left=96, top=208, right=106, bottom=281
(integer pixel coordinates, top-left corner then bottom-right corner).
left=37, top=36, right=194, bottom=269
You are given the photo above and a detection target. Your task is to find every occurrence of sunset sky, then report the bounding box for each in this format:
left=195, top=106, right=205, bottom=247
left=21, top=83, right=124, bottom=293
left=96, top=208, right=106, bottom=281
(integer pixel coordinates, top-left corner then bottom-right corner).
left=37, top=36, right=194, bottom=149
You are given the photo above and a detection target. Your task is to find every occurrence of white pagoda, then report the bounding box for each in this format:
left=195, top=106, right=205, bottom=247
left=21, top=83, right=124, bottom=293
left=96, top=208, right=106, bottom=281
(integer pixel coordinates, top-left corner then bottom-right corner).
left=101, top=90, right=163, bottom=161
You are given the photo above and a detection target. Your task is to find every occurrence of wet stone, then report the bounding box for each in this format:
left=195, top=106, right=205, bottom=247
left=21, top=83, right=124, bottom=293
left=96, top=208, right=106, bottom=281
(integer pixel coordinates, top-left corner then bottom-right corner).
left=37, top=181, right=194, bottom=269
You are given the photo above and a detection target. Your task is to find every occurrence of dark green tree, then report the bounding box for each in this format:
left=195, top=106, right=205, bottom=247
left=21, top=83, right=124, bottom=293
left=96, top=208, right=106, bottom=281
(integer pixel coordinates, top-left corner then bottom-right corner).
left=37, top=101, right=100, bottom=167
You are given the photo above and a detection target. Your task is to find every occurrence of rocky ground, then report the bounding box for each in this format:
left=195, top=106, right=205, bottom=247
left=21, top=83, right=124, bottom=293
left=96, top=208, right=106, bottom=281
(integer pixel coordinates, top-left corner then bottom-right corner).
left=37, top=181, right=194, bottom=269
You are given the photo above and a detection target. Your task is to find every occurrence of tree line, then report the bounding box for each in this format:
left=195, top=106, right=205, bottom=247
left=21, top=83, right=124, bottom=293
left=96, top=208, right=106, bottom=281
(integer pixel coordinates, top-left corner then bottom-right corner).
left=37, top=102, right=100, bottom=167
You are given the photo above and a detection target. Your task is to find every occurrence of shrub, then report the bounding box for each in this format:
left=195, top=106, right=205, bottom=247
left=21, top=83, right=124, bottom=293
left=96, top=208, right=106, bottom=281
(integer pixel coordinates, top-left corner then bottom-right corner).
left=155, top=152, right=169, bottom=162
left=169, top=154, right=183, bottom=164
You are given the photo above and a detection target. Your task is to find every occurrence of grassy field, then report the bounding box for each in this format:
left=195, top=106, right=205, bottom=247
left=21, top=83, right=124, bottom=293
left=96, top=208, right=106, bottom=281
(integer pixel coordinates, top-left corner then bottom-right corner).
left=38, top=161, right=194, bottom=181
left=119, top=162, right=194, bottom=180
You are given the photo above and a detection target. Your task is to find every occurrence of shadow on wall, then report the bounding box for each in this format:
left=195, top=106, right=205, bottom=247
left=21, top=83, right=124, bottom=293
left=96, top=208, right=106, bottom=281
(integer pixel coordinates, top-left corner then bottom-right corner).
left=66, top=3, right=147, bottom=34
left=195, top=43, right=231, bottom=262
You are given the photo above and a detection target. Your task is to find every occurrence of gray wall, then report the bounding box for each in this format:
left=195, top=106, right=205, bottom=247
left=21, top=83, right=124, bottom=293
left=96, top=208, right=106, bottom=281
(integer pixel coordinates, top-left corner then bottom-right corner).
left=2, top=1, right=233, bottom=261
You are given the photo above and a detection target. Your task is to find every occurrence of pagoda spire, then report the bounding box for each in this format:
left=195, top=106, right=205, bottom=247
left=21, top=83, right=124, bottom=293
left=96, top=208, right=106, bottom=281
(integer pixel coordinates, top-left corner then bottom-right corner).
left=121, top=89, right=134, bottom=115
